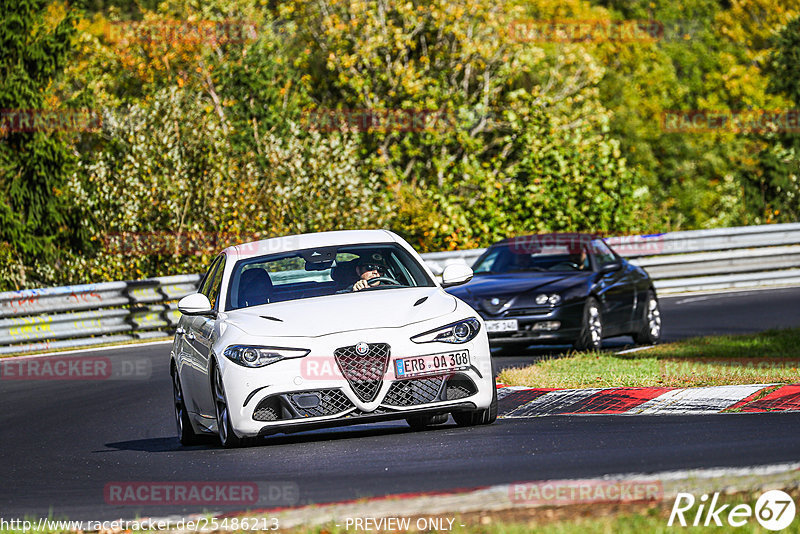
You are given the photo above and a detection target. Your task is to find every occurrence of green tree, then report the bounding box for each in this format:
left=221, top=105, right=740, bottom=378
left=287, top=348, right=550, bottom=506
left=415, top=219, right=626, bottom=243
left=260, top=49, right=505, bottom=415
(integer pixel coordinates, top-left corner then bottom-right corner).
left=0, top=0, right=88, bottom=289
left=747, top=15, right=800, bottom=223
left=285, top=0, right=642, bottom=250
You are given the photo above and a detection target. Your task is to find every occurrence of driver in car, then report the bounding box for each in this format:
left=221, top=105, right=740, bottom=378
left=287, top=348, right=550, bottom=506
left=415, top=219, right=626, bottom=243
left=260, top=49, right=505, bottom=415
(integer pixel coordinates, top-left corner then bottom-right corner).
left=352, top=253, right=390, bottom=291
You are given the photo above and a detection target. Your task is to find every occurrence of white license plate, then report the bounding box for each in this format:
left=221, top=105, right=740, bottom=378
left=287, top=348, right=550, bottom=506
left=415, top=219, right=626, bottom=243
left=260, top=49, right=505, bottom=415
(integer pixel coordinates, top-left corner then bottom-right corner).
left=485, top=319, right=518, bottom=332
left=395, top=350, right=470, bottom=379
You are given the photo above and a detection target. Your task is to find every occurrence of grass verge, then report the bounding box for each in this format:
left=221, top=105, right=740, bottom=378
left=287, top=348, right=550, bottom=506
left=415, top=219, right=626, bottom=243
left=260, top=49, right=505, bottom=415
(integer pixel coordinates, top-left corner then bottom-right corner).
left=498, top=328, right=800, bottom=388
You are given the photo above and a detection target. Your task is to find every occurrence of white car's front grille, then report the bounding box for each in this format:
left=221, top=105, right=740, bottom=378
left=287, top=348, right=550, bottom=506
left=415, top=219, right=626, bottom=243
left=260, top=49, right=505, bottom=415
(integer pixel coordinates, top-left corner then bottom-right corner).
left=333, top=343, right=391, bottom=403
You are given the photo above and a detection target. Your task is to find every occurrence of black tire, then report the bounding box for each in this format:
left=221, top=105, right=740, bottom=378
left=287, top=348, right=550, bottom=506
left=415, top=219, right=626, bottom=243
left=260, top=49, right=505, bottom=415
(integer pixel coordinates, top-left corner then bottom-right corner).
left=172, top=366, right=203, bottom=446
left=632, top=290, right=662, bottom=345
left=573, top=297, right=603, bottom=351
left=212, top=363, right=245, bottom=448
left=453, top=376, right=498, bottom=427
left=405, top=413, right=449, bottom=429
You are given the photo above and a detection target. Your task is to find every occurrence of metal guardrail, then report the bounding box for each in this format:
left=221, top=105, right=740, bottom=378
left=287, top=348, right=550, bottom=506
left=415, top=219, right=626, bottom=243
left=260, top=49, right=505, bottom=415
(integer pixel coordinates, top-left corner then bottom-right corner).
left=0, top=275, right=199, bottom=355
left=1, top=223, right=799, bottom=355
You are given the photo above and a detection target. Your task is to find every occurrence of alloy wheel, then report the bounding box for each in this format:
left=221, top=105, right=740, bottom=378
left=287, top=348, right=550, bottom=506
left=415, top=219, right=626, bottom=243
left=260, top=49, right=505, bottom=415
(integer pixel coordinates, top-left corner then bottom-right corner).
left=646, top=297, right=661, bottom=338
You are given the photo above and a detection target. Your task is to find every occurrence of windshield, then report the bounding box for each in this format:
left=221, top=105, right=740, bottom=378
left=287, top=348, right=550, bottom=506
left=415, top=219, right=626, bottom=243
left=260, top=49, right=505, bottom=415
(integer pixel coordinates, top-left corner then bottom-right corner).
left=473, top=243, right=591, bottom=274
left=226, top=243, right=434, bottom=310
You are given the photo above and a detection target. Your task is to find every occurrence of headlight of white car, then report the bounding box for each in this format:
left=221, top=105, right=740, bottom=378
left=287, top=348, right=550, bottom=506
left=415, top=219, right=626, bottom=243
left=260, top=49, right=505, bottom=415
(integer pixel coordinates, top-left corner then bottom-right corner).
left=223, top=345, right=310, bottom=368
left=411, top=318, right=481, bottom=344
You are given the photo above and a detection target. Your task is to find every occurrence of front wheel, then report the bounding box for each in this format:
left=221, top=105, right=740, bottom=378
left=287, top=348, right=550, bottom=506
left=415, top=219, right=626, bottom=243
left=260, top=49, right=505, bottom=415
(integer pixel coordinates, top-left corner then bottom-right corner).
left=573, top=297, right=603, bottom=351
left=633, top=291, right=662, bottom=345
left=453, top=376, right=497, bottom=427
left=212, top=363, right=245, bottom=448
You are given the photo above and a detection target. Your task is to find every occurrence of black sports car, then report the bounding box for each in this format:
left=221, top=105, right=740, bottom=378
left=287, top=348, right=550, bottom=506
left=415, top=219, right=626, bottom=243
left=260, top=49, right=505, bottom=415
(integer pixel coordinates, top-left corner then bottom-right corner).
left=446, top=233, right=662, bottom=350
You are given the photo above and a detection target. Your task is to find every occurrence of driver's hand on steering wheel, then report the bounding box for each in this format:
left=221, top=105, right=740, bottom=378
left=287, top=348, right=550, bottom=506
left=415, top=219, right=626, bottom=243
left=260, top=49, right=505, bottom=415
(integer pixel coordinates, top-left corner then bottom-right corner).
left=352, top=269, right=380, bottom=291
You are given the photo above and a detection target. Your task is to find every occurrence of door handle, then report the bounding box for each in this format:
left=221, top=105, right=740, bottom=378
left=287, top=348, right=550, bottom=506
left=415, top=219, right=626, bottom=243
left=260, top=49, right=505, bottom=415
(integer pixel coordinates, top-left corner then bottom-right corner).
left=186, top=332, right=195, bottom=341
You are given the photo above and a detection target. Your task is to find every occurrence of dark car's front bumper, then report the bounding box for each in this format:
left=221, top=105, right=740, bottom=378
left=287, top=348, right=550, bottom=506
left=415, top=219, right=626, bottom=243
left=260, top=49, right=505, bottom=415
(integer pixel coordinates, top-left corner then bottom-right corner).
left=480, top=299, right=586, bottom=345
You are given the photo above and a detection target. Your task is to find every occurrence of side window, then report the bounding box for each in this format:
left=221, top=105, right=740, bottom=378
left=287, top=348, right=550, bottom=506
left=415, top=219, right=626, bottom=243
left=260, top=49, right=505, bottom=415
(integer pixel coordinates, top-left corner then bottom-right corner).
left=198, top=257, right=221, bottom=296
left=590, top=239, right=618, bottom=267
left=473, top=249, right=501, bottom=273
left=206, top=256, right=226, bottom=310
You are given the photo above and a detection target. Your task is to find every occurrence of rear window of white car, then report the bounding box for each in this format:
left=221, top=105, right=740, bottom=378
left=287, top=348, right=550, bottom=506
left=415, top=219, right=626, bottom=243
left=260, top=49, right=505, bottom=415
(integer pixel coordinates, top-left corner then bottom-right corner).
left=226, top=243, right=435, bottom=310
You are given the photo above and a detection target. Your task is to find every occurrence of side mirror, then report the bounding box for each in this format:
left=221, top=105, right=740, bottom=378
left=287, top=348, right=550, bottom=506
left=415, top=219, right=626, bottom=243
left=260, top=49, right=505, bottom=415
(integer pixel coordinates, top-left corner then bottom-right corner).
left=441, top=264, right=474, bottom=288
left=600, top=261, right=622, bottom=274
left=178, top=293, right=214, bottom=316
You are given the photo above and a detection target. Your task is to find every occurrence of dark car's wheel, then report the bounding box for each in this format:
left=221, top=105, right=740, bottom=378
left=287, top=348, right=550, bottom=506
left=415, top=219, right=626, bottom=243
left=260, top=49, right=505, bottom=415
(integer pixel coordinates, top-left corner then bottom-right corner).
left=405, top=413, right=449, bottom=429
left=574, top=297, right=603, bottom=351
left=212, top=363, right=245, bottom=448
left=172, top=366, right=202, bottom=446
left=633, top=290, right=662, bottom=345
left=453, top=376, right=498, bottom=427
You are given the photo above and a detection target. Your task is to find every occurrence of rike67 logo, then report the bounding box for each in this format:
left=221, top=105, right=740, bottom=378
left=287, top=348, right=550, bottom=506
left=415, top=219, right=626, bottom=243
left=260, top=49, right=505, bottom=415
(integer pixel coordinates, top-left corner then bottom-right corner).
left=669, top=490, right=796, bottom=531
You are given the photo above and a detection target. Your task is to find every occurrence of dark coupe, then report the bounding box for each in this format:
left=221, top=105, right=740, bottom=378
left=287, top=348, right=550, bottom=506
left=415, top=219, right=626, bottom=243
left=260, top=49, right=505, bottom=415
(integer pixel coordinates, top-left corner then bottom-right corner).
left=446, top=233, right=662, bottom=350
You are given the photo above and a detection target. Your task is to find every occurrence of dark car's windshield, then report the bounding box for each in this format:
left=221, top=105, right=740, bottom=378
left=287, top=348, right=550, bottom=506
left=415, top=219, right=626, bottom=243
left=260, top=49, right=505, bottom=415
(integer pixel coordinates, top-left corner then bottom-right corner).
left=226, top=243, right=434, bottom=310
left=473, top=242, right=591, bottom=274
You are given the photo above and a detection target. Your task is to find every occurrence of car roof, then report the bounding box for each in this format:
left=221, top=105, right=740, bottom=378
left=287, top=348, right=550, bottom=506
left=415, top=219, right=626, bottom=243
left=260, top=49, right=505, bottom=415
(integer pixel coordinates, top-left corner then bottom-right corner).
left=491, top=232, right=600, bottom=246
left=223, top=229, right=402, bottom=260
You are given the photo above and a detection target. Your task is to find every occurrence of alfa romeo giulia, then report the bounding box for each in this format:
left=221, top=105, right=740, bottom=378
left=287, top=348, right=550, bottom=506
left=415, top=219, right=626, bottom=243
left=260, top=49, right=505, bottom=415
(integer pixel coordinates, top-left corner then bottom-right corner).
left=171, top=230, right=496, bottom=447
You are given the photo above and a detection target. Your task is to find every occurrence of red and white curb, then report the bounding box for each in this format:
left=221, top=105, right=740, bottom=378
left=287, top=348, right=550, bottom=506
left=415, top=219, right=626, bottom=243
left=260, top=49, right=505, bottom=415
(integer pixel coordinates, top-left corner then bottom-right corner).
left=497, top=384, right=800, bottom=416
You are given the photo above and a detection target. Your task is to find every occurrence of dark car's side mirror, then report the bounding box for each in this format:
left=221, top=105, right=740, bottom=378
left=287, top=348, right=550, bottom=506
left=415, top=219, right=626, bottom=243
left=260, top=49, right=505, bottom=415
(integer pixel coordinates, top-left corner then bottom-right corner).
left=600, top=261, right=623, bottom=274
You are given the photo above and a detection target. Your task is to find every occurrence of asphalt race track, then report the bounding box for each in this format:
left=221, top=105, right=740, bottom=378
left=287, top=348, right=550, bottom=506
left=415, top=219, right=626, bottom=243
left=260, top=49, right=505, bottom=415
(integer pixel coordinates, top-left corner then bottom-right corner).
left=2, top=287, right=800, bottom=521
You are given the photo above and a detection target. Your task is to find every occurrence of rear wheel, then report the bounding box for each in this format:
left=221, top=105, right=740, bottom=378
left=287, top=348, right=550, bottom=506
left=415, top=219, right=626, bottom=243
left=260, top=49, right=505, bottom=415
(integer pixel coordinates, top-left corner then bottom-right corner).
left=573, top=297, right=602, bottom=351
left=172, top=366, right=202, bottom=446
left=405, top=413, right=449, bottom=429
left=633, top=291, right=661, bottom=345
left=453, top=376, right=498, bottom=427
left=212, top=363, right=245, bottom=448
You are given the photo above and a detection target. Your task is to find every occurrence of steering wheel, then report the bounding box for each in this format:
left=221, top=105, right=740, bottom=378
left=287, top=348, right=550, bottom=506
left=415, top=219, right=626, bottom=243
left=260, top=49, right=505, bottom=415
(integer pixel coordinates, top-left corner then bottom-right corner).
left=550, top=261, right=581, bottom=270
left=366, top=276, right=401, bottom=287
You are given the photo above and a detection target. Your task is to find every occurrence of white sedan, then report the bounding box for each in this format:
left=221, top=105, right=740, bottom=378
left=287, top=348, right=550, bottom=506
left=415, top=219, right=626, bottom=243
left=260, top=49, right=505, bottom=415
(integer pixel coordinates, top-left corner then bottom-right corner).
left=171, top=230, right=497, bottom=447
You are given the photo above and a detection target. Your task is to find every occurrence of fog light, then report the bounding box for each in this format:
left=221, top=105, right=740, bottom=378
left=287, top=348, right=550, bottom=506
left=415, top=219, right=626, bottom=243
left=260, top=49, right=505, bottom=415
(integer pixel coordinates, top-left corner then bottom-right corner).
left=533, top=321, right=561, bottom=331
left=291, top=393, right=321, bottom=409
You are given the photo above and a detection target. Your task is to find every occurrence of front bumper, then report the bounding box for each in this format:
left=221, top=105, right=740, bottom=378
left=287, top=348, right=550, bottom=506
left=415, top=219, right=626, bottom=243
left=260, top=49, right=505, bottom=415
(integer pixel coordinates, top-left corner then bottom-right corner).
left=481, top=299, right=585, bottom=344
left=256, top=401, right=478, bottom=436
left=217, top=328, right=494, bottom=438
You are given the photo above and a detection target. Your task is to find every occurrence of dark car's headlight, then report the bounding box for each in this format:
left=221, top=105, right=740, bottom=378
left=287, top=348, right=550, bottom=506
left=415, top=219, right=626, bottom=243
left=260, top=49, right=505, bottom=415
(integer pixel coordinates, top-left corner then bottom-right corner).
left=411, top=318, right=482, bottom=344
left=223, top=345, right=310, bottom=368
left=535, top=293, right=562, bottom=306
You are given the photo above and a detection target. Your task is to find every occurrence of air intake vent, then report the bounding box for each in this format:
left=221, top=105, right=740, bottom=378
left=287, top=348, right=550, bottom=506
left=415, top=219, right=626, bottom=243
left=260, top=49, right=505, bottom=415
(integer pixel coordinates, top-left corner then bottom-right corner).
left=383, top=376, right=445, bottom=406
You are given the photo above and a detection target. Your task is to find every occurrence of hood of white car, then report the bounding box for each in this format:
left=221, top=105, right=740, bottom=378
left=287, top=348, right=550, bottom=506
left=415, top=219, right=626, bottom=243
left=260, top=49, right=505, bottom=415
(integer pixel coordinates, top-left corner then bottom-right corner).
left=223, top=287, right=458, bottom=338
